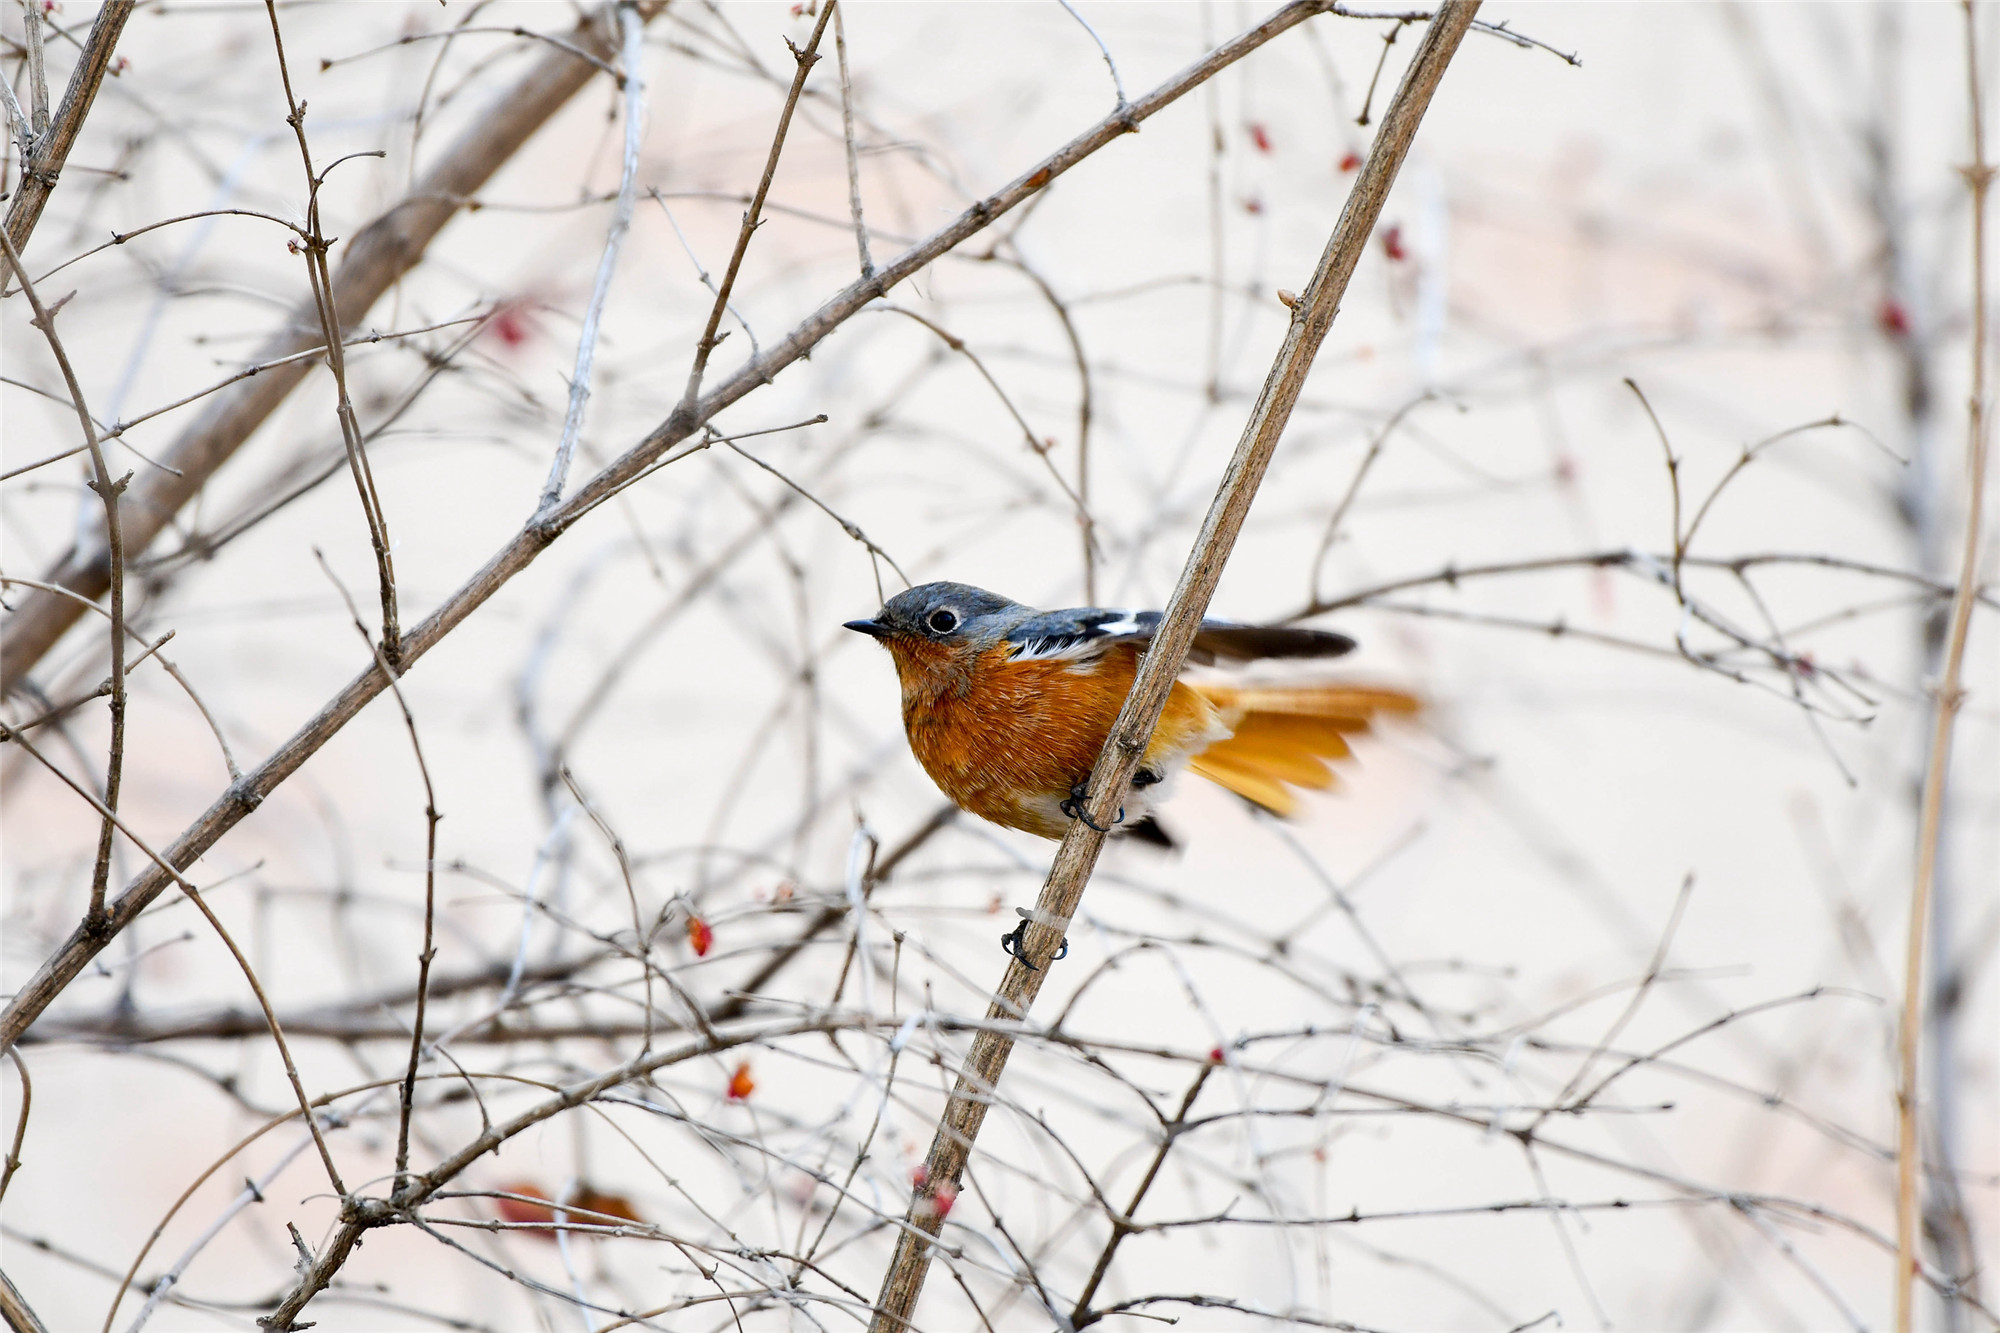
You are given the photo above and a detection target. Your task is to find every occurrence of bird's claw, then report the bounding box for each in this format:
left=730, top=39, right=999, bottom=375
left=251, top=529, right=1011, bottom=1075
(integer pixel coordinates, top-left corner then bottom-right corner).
left=1060, top=783, right=1124, bottom=832
left=1001, top=910, right=1068, bottom=970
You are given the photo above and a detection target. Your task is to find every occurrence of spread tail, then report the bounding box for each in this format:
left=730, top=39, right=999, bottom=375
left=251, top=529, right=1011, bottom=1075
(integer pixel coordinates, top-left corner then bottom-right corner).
left=1185, top=684, right=1418, bottom=817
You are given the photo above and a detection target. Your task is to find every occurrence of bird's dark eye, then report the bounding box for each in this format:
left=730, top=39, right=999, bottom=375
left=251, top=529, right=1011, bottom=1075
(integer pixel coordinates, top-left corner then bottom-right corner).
left=927, top=609, right=958, bottom=634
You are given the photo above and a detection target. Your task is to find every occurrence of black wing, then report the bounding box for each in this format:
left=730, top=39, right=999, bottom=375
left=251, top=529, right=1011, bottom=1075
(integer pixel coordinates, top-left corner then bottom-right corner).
left=1005, top=607, right=1353, bottom=664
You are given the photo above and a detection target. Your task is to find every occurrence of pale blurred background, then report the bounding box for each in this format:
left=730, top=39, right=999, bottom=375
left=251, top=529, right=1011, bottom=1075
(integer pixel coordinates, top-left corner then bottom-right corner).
left=2, top=2, right=1994, bottom=1330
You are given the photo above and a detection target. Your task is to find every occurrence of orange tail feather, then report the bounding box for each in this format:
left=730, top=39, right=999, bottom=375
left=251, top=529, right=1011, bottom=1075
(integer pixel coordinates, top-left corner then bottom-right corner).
left=1186, top=683, right=1418, bottom=816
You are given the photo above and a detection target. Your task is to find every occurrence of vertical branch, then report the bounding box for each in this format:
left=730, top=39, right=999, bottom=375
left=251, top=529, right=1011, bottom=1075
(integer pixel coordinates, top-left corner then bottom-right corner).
left=0, top=1048, right=30, bottom=1206
left=866, top=5, right=1483, bottom=1325
left=262, top=0, right=402, bottom=663
left=1896, top=4, right=1992, bottom=1328
left=1069, top=1062, right=1213, bottom=1325
left=537, top=3, right=648, bottom=516
left=1202, top=5, right=1226, bottom=405
left=20, top=0, right=48, bottom=142
left=833, top=0, right=874, bottom=278
left=0, top=223, right=127, bottom=926
left=314, top=551, right=443, bottom=1187
left=677, top=1, right=835, bottom=412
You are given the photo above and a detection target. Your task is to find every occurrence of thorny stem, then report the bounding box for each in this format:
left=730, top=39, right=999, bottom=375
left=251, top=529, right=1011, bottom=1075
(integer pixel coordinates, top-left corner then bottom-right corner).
left=866, top=6, right=1483, bottom=1326
left=1896, top=3, right=1991, bottom=1327
left=678, top=1, right=834, bottom=412
left=0, top=222, right=127, bottom=928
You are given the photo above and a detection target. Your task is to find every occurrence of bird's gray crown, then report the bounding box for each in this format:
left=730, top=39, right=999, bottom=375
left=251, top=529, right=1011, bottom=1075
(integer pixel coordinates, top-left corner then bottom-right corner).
left=860, top=581, right=1022, bottom=643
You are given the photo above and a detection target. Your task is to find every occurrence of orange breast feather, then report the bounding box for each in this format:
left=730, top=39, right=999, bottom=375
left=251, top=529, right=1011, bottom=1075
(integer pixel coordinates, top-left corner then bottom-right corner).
left=886, top=639, right=1417, bottom=837
left=888, top=640, right=1220, bottom=837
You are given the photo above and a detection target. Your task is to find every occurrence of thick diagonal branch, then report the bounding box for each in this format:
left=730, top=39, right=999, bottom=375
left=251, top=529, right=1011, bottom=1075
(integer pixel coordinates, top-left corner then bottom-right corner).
left=866, top=5, right=1482, bottom=1326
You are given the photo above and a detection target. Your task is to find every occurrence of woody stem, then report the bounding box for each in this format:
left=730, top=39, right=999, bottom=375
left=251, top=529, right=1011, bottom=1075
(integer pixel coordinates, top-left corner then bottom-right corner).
left=866, top=3, right=1485, bottom=1326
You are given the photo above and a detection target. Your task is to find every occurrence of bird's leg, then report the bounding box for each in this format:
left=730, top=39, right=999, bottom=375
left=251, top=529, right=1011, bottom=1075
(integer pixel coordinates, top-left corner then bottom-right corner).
left=1060, top=781, right=1125, bottom=832
left=1001, top=908, right=1067, bottom=969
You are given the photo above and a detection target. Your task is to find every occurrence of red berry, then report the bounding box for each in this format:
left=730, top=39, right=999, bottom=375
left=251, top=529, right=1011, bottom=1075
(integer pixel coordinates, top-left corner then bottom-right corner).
left=726, top=1061, right=755, bottom=1100
left=1338, top=151, right=1362, bottom=173
left=1877, top=298, right=1910, bottom=337
left=1382, top=225, right=1406, bottom=261
left=687, top=916, right=714, bottom=957
left=1248, top=123, right=1273, bottom=153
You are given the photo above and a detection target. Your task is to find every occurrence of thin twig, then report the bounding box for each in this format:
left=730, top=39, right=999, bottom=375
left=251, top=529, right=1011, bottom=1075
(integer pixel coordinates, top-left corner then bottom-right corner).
left=874, top=302, right=1099, bottom=547
left=832, top=1, right=874, bottom=278
left=21, top=0, right=49, bottom=144
left=537, top=4, right=647, bottom=516
left=0, top=1049, right=29, bottom=1207
left=722, top=432, right=911, bottom=587
left=1058, top=0, right=1129, bottom=109
left=0, top=720, right=346, bottom=1197
left=0, top=219, right=127, bottom=926
left=1897, top=5, right=1991, bottom=1327
left=1070, top=1062, right=1213, bottom=1325
left=311, top=551, right=441, bottom=1189
left=264, top=0, right=402, bottom=663
left=679, top=1, right=834, bottom=411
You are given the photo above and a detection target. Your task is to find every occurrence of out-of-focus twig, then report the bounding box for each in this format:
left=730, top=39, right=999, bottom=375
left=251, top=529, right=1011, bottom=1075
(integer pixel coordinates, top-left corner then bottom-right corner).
left=1, top=3, right=658, bottom=695
left=537, top=4, right=647, bottom=516
left=1896, top=4, right=1991, bottom=1327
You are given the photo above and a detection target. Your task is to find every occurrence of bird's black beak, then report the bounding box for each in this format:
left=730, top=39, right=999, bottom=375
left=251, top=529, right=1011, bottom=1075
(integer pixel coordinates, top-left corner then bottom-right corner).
left=843, top=617, right=891, bottom=639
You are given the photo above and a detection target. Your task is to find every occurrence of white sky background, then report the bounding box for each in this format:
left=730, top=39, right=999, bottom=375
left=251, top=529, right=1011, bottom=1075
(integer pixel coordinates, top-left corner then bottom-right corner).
left=1, top=2, right=1995, bottom=1329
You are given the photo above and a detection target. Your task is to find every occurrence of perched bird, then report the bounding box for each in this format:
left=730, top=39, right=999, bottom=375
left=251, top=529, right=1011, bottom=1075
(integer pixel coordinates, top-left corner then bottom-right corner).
left=845, top=582, right=1417, bottom=843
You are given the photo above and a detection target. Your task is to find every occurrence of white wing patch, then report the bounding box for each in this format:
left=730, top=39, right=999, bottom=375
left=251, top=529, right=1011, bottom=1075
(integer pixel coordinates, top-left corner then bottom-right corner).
left=1005, top=610, right=1150, bottom=662
left=1007, top=633, right=1103, bottom=662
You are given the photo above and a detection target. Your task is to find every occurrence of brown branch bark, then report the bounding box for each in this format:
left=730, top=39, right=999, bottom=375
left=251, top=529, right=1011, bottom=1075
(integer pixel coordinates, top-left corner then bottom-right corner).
left=0, top=1268, right=50, bottom=1333
left=0, top=0, right=1357, bottom=1059
left=866, top=4, right=1483, bottom=1326
left=1896, top=3, right=1992, bottom=1327
left=0, top=2, right=655, bottom=696
left=2, top=0, right=134, bottom=257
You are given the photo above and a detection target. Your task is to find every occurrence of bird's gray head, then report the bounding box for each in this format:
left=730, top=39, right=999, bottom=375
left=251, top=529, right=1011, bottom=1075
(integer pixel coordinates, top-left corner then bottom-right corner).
left=844, top=581, right=1020, bottom=647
